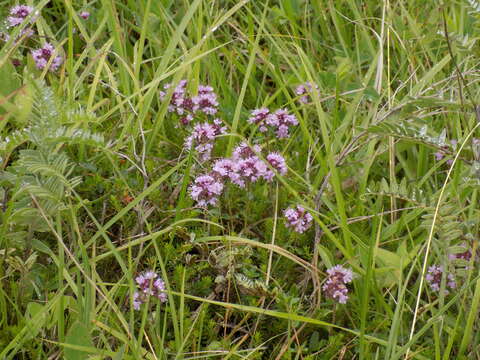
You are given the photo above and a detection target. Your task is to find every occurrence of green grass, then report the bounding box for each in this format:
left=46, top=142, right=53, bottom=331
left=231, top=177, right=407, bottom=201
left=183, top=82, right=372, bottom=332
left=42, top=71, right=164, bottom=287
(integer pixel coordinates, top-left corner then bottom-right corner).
left=1, top=0, right=480, bottom=358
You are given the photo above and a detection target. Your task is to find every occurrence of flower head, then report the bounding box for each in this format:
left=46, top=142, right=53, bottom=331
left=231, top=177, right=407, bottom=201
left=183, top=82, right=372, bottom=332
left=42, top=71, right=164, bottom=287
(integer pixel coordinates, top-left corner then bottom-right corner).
left=248, top=108, right=270, bottom=132
left=189, top=174, right=224, bottom=207
left=192, top=86, right=219, bottom=115
left=265, top=108, right=298, bottom=138
left=322, top=265, right=354, bottom=304
left=232, top=141, right=262, bottom=161
left=234, top=156, right=268, bottom=186
left=295, top=82, right=319, bottom=104
left=184, top=120, right=226, bottom=161
left=212, top=158, right=241, bottom=184
left=79, top=11, right=90, bottom=20
left=133, top=270, right=167, bottom=310
left=160, top=80, right=191, bottom=115
left=31, top=43, right=63, bottom=71
left=265, top=152, right=287, bottom=180
left=160, top=81, right=220, bottom=122
left=426, top=265, right=456, bottom=293
left=283, top=205, right=313, bottom=233
left=7, top=5, right=34, bottom=28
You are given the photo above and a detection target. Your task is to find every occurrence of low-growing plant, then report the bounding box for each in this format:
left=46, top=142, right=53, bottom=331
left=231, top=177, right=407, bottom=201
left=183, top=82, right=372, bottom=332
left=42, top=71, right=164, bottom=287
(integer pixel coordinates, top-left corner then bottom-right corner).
left=1, top=0, right=480, bottom=359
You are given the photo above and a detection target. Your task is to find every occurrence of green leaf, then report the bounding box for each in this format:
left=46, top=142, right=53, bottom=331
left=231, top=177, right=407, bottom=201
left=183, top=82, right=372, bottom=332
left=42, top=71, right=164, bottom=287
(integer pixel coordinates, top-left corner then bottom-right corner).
left=0, top=61, right=21, bottom=98
left=64, top=321, right=94, bottom=360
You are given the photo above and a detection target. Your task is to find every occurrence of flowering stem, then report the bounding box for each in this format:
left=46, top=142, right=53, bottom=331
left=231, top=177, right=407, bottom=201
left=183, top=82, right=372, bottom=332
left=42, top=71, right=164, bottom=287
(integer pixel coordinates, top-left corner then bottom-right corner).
left=266, top=182, right=279, bottom=286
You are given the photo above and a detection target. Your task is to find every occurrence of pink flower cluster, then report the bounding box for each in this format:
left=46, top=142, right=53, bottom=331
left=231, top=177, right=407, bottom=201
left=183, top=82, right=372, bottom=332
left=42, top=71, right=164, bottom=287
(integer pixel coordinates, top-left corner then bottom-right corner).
left=189, top=174, right=224, bottom=207
left=228, top=142, right=287, bottom=186
left=1, top=4, right=36, bottom=42
left=248, top=108, right=298, bottom=138
left=133, top=270, right=167, bottom=310
left=31, top=43, right=63, bottom=71
left=159, top=80, right=226, bottom=162
left=426, top=265, right=456, bottom=293
left=283, top=205, right=313, bottom=233
left=159, top=80, right=291, bottom=208
left=295, top=82, right=319, bottom=104
left=184, top=119, right=226, bottom=162
left=79, top=11, right=90, bottom=20
left=6, top=4, right=34, bottom=28
left=322, top=265, right=354, bottom=304
left=189, top=142, right=287, bottom=207
left=160, top=80, right=219, bottom=124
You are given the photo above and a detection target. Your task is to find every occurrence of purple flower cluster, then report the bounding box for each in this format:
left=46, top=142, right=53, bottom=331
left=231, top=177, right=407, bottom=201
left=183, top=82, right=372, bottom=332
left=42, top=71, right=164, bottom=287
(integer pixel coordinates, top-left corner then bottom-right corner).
left=193, top=85, right=219, bottom=115
left=1, top=4, right=36, bottom=42
left=159, top=81, right=226, bottom=162
left=79, top=11, right=90, bottom=20
left=160, top=80, right=219, bottom=124
left=248, top=108, right=270, bottom=132
left=189, top=174, right=224, bottom=207
left=158, top=80, right=291, bottom=208
left=233, top=143, right=288, bottom=185
left=266, top=153, right=288, bottom=180
left=6, top=4, right=34, bottom=28
left=133, top=270, right=167, bottom=310
left=425, top=265, right=456, bottom=293
left=31, top=43, right=63, bottom=71
left=322, top=265, right=354, bottom=304
left=295, top=82, right=319, bottom=104
left=185, top=119, right=226, bottom=161
left=283, top=205, right=313, bottom=233
left=248, top=108, right=298, bottom=138
left=189, top=142, right=288, bottom=207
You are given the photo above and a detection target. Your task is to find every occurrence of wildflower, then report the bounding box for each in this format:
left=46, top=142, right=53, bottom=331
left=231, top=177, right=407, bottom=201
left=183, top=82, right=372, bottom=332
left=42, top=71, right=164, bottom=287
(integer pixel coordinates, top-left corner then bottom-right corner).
left=31, top=43, right=63, bottom=71
left=235, top=156, right=268, bottom=186
left=264, top=152, right=287, bottom=180
left=197, top=85, right=213, bottom=94
left=232, top=141, right=262, bottom=161
left=192, top=85, right=219, bottom=115
left=283, top=205, right=313, bottom=233
left=133, top=270, right=167, bottom=310
left=212, top=158, right=241, bottom=184
left=160, top=80, right=191, bottom=115
left=322, top=265, right=354, bottom=304
left=265, top=108, right=298, bottom=138
left=426, top=265, right=456, bottom=293
left=7, top=5, right=34, bottom=28
left=179, top=114, right=194, bottom=126
left=79, top=11, right=90, bottom=20
left=295, top=82, right=319, bottom=104
left=248, top=108, right=270, bottom=132
left=189, top=174, right=224, bottom=207
left=184, top=120, right=225, bottom=161
left=212, top=118, right=227, bottom=135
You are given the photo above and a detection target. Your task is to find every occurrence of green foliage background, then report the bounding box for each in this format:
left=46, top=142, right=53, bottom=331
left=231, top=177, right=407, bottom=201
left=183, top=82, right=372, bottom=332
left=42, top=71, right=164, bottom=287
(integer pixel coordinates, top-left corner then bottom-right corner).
left=1, top=0, right=480, bottom=358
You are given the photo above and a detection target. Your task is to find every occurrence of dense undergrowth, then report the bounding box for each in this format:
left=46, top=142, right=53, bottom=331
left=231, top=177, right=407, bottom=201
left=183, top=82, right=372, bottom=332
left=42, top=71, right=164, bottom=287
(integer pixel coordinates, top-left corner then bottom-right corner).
left=1, top=0, right=480, bottom=358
